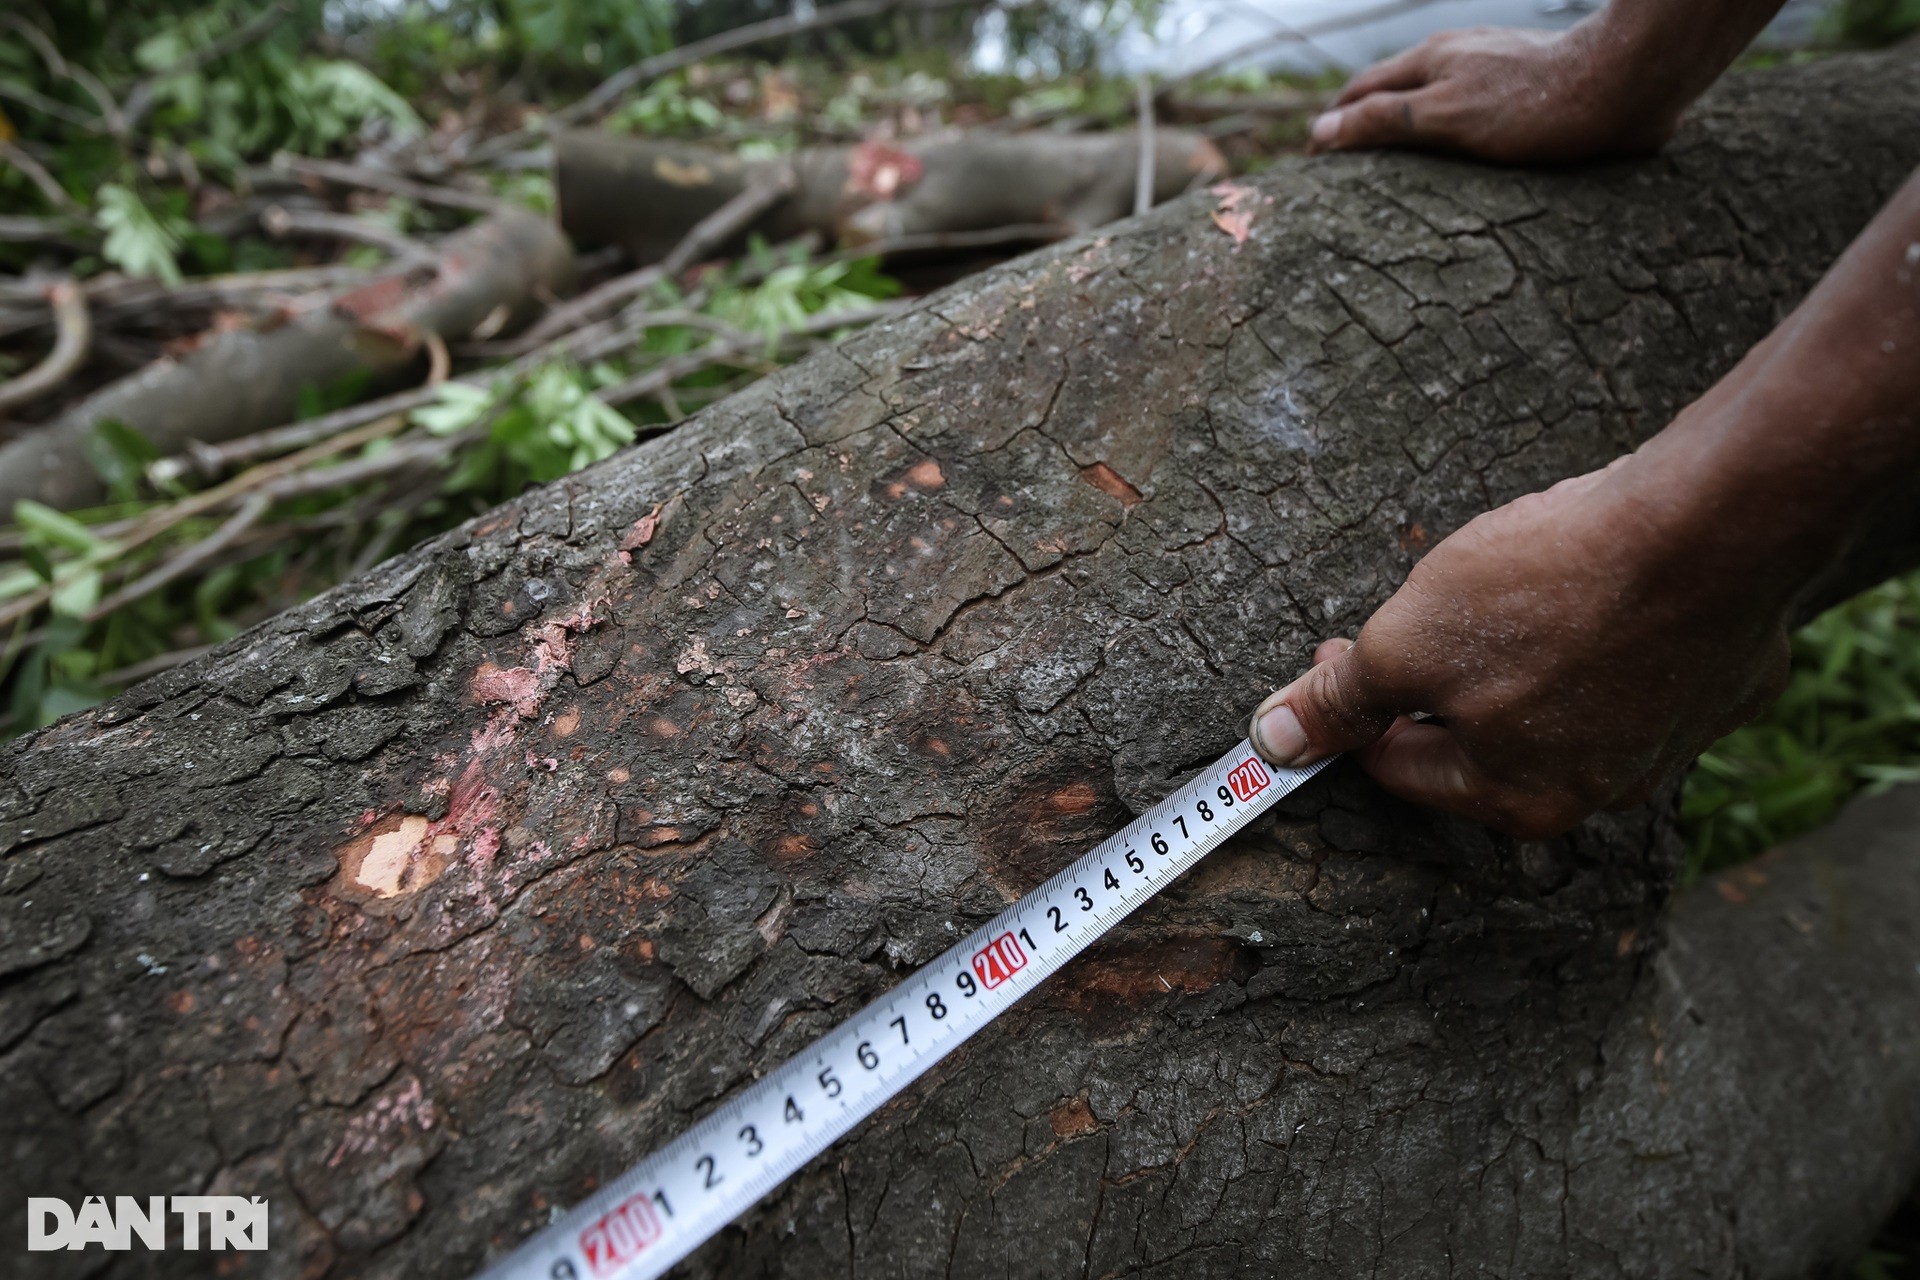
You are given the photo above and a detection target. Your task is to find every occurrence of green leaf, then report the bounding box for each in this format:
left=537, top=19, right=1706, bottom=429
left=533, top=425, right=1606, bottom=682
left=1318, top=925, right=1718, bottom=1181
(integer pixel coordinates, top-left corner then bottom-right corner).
left=95, top=184, right=184, bottom=285
left=0, top=563, right=45, bottom=599
left=49, top=567, right=102, bottom=618
left=412, top=382, right=495, bottom=435
left=14, top=500, right=107, bottom=556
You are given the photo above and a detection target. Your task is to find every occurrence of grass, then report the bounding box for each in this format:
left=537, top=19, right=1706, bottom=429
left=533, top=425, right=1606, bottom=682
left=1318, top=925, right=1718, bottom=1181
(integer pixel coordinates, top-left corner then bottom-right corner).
left=1682, top=569, right=1920, bottom=881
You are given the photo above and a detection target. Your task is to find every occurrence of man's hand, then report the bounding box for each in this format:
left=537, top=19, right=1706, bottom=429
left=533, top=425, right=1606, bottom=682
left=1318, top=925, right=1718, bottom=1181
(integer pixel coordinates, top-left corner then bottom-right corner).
left=1307, top=0, right=1795, bottom=164
left=1248, top=460, right=1793, bottom=838
left=1306, top=26, right=1679, bottom=163
left=1246, top=169, right=1920, bottom=839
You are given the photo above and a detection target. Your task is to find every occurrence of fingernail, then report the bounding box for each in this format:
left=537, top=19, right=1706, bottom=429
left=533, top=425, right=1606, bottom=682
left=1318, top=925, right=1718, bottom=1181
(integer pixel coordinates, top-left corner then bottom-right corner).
left=1252, top=702, right=1310, bottom=766
left=1310, top=111, right=1341, bottom=147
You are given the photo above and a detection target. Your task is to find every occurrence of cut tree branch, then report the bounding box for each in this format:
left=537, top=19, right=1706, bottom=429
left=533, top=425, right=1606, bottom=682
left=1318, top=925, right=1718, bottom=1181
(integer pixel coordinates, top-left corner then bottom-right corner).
left=556, top=128, right=1226, bottom=263
left=0, top=209, right=572, bottom=511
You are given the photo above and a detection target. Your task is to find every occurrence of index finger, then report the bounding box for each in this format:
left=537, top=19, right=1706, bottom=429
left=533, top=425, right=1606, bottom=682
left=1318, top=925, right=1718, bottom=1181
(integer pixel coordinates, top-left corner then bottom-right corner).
left=1333, top=44, right=1433, bottom=107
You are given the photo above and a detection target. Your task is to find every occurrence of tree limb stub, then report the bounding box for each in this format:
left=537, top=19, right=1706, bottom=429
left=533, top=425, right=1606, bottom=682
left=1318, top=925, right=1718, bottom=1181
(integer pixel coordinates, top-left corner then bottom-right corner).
left=0, top=208, right=573, bottom=513
left=555, top=128, right=1229, bottom=264
left=1, top=51, right=1917, bottom=1279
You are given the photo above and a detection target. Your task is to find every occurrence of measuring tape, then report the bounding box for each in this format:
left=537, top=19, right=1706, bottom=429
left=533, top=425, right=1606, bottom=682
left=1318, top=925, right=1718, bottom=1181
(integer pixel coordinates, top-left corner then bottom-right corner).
left=478, top=740, right=1329, bottom=1280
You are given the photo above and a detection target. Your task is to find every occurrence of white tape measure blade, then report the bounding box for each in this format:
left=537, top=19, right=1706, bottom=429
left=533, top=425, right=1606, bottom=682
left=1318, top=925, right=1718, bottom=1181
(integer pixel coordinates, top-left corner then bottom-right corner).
left=480, top=741, right=1327, bottom=1280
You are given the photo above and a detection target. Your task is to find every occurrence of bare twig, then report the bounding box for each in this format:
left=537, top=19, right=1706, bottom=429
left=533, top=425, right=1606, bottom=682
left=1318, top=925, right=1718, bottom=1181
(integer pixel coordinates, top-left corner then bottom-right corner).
left=0, top=141, right=83, bottom=216
left=0, top=82, right=104, bottom=134
left=262, top=204, right=436, bottom=268
left=256, top=425, right=483, bottom=500
left=0, top=410, right=406, bottom=632
left=511, top=165, right=797, bottom=352
left=470, top=0, right=983, bottom=162
left=86, top=493, right=269, bottom=621
left=0, top=15, right=124, bottom=137
left=423, top=331, right=450, bottom=387
left=171, top=304, right=742, bottom=480
left=346, top=473, right=444, bottom=577
left=274, top=154, right=505, bottom=215
left=0, top=265, right=366, bottom=342
left=1134, top=76, right=1157, bottom=219
left=122, top=2, right=293, bottom=131
left=0, top=281, right=90, bottom=415
left=459, top=306, right=739, bottom=361
left=0, top=215, right=87, bottom=246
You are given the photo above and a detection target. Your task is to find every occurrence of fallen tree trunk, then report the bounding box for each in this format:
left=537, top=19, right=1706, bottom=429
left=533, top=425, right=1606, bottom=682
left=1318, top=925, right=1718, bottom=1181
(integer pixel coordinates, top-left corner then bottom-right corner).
left=555, top=128, right=1227, bottom=261
left=2, top=49, right=1918, bottom=1280
left=0, top=209, right=573, bottom=513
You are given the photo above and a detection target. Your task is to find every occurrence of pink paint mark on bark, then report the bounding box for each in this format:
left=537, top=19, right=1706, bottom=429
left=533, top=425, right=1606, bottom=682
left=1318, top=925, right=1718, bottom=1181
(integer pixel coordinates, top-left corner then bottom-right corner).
left=327, top=1075, right=436, bottom=1168
left=471, top=661, right=542, bottom=712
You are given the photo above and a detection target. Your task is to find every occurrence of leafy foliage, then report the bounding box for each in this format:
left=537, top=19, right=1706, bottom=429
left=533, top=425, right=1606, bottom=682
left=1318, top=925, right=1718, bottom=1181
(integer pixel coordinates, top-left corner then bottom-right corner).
left=709, top=239, right=902, bottom=340
left=0, top=254, right=899, bottom=734
left=605, top=75, right=726, bottom=135
left=419, top=361, right=636, bottom=491
left=94, top=183, right=189, bottom=282
left=1683, top=570, right=1920, bottom=879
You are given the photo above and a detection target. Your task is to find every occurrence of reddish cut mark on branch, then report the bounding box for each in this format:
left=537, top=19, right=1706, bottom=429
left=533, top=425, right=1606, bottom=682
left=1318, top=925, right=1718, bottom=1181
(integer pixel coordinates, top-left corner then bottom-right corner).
left=620, top=503, right=664, bottom=553
left=335, top=813, right=453, bottom=902
left=331, top=269, right=433, bottom=326
left=1052, top=937, right=1247, bottom=1030
left=1079, top=461, right=1143, bottom=506
left=1049, top=1096, right=1098, bottom=1139
left=1048, top=780, right=1101, bottom=815
left=846, top=139, right=924, bottom=201
left=882, top=458, right=945, bottom=498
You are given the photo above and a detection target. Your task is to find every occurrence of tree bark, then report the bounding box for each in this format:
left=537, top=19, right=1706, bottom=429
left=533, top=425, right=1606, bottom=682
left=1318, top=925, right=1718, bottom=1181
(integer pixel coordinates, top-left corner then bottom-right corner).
left=0, top=209, right=573, bottom=513
left=3, top=50, right=1918, bottom=1279
left=555, top=128, right=1228, bottom=262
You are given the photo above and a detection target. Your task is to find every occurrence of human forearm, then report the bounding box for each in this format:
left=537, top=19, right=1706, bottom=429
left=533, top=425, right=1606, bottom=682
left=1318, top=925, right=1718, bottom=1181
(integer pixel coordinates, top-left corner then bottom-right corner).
left=1571, top=0, right=1793, bottom=132
left=1629, top=168, right=1920, bottom=592
left=1245, top=169, right=1920, bottom=838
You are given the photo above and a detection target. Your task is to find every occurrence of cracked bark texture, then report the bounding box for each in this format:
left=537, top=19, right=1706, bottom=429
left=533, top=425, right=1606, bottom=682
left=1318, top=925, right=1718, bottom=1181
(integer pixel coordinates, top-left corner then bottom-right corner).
left=5, top=50, right=1920, bottom=1280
